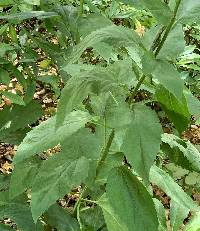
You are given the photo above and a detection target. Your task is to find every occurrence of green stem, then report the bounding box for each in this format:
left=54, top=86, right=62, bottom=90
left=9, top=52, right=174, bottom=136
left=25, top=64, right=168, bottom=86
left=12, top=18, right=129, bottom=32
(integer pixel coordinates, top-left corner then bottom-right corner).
left=77, top=202, right=83, bottom=230
left=73, top=186, right=87, bottom=216
left=96, top=129, right=115, bottom=177
left=154, top=0, right=182, bottom=56
left=130, top=0, right=182, bottom=99
left=79, top=0, right=84, bottom=16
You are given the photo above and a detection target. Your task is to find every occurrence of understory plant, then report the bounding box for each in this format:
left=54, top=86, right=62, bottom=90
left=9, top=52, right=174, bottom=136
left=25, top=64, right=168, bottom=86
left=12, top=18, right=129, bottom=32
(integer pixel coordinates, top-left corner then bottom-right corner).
left=0, top=0, right=200, bottom=230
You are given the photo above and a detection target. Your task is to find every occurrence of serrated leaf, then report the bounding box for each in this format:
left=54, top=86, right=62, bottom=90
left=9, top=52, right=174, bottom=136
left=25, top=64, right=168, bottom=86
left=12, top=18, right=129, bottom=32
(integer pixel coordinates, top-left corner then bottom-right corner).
left=156, top=86, right=190, bottom=133
left=150, top=165, right=198, bottom=211
left=80, top=206, right=105, bottom=230
left=61, top=128, right=102, bottom=160
left=46, top=204, right=79, bottom=231
left=14, top=110, right=91, bottom=163
left=170, top=199, right=189, bottom=231
left=57, top=60, right=133, bottom=127
left=10, top=156, right=41, bottom=199
left=0, top=68, right=10, bottom=85
left=78, top=13, right=112, bottom=37
left=0, top=11, right=58, bottom=20
left=152, top=61, right=184, bottom=100
left=0, top=194, right=37, bottom=231
left=65, top=25, right=140, bottom=64
left=184, top=90, right=200, bottom=119
left=158, top=24, right=185, bottom=60
left=106, top=167, right=159, bottom=231
left=162, top=133, right=200, bottom=172
left=177, top=0, right=200, bottom=24
left=1, top=91, right=25, bottom=105
left=31, top=155, right=89, bottom=222
left=97, top=194, right=129, bottom=231
left=0, top=101, right=43, bottom=135
left=153, top=199, right=167, bottom=231
left=0, top=224, right=13, bottom=231
left=141, top=0, right=172, bottom=25
left=121, top=104, right=162, bottom=183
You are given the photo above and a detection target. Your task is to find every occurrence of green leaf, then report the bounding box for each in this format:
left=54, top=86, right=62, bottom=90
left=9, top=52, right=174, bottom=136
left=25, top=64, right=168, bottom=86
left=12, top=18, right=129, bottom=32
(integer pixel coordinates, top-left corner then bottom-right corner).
left=161, top=133, right=200, bottom=172
left=31, top=155, right=89, bottom=222
left=158, top=24, right=185, bottom=60
left=177, top=0, right=200, bottom=24
left=14, top=110, right=91, bottom=163
left=97, top=194, right=129, bottom=231
left=106, top=167, right=159, bottom=231
left=156, top=86, right=190, bottom=133
left=0, top=43, right=14, bottom=57
left=153, top=199, right=167, bottom=231
left=184, top=90, right=200, bottom=119
left=0, top=101, right=43, bottom=135
left=150, top=165, right=198, bottom=211
left=46, top=204, right=79, bottom=231
left=141, top=0, right=172, bottom=25
left=121, top=104, right=162, bottom=183
left=10, top=156, right=41, bottom=199
left=152, top=61, right=184, bottom=100
left=80, top=206, right=105, bottom=230
left=78, top=13, right=112, bottom=37
left=61, top=128, right=102, bottom=160
left=57, top=60, right=133, bottom=127
left=119, top=0, right=172, bottom=25
left=65, top=25, right=140, bottom=64
left=170, top=199, right=189, bottom=231
left=0, top=196, right=37, bottom=231
left=1, top=91, right=25, bottom=105
left=0, top=68, right=10, bottom=85
left=0, top=224, right=13, bottom=231
left=0, top=11, right=58, bottom=20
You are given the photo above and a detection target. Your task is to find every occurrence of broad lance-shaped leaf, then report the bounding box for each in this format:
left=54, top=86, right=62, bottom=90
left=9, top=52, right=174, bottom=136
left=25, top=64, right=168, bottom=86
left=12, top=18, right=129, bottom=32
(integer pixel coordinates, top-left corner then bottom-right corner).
left=106, top=167, right=159, bottom=231
left=46, top=204, right=79, bottom=231
left=61, top=128, right=102, bottom=160
left=121, top=104, right=162, bottom=183
left=170, top=200, right=189, bottom=231
left=157, top=24, right=185, bottom=60
left=177, top=0, right=200, bottom=24
left=10, top=156, right=41, bottom=199
left=156, top=86, right=190, bottom=133
left=0, top=191, right=39, bottom=231
left=64, top=25, right=140, bottom=64
left=0, top=11, right=58, bottom=20
left=119, top=0, right=172, bottom=25
left=141, top=0, right=172, bottom=25
left=97, top=194, right=129, bottom=231
left=150, top=165, right=198, bottom=211
left=161, top=133, right=200, bottom=172
left=152, top=61, right=184, bottom=100
left=56, top=60, right=134, bottom=127
left=142, top=55, right=184, bottom=100
left=153, top=199, right=167, bottom=231
left=0, top=224, right=13, bottom=231
left=0, top=100, right=43, bottom=135
left=14, top=110, right=91, bottom=163
left=31, top=155, right=89, bottom=222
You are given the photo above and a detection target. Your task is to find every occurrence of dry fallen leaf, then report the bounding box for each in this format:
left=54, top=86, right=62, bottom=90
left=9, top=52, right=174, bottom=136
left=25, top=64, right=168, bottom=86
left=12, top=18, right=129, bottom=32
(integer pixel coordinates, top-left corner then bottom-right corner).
left=1, top=161, right=13, bottom=174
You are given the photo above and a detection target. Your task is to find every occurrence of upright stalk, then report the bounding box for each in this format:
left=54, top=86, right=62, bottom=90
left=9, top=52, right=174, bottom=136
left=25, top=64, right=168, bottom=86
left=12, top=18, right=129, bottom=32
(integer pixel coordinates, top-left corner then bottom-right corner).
left=130, top=0, right=182, bottom=99
left=96, top=129, right=115, bottom=177
left=155, top=0, right=182, bottom=56
left=79, top=0, right=84, bottom=16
